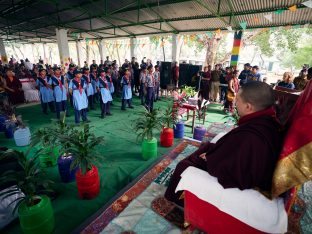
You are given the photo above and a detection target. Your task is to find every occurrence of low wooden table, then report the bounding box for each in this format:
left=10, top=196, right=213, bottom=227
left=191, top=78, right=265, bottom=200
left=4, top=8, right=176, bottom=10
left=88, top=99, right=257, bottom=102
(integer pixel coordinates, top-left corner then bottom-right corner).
left=181, top=102, right=209, bottom=133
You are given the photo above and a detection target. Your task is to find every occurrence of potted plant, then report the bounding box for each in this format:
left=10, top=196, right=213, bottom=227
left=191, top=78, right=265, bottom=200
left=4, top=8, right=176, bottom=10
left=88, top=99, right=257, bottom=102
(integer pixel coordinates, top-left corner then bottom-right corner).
left=160, top=105, right=176, bottom=147
left=133, top=108, right=162, bottom=160
left=223, top=108, right=239, bottom=126
left=13, top=115, right=31, bottom=147
left=54, top=113, right=79, bottom=183
left=172, top=91, right=185, bottom=138
left=181, top=85, right=197, bottom=104
left=66, top=124, right=104, bottom=199
left=0, top=149, right=55, bottom=234
left=31, top=128, right=58, bottom=168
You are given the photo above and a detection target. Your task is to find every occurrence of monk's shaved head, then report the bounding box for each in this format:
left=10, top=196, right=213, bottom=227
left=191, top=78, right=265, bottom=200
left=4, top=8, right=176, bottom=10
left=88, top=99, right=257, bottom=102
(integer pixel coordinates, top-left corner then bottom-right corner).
left=239, top=81, right=274, bottom=111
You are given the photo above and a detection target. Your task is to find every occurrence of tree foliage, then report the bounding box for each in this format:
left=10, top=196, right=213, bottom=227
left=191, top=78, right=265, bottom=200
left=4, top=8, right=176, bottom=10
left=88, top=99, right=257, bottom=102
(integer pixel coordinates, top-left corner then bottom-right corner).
left=250, top=27, right=312, bottom=60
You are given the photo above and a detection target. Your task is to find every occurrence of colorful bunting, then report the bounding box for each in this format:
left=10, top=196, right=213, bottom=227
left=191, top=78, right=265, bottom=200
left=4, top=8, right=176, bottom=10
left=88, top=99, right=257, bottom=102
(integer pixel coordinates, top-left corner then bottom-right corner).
left=226, top=26, right=233, bottom=31
left=239, top=21, right=247, bottom=30
left=205, top=31, right=212, bottom=38
left=215, top=29, right=221, bottom=35
left=275, top=9, right=285, bottom=14
left=288, top=5, right=297, bottom=11
left=302, top=0, right=312, bottom=8
left=264, top=14, right=273, bottom=22
left=253, top=17, right=260, bottom=23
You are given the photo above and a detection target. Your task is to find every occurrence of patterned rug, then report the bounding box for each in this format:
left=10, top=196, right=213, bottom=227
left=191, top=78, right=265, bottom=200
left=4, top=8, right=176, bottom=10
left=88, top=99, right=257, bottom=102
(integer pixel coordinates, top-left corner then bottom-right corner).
left=78, top=139, right=200, bottom=234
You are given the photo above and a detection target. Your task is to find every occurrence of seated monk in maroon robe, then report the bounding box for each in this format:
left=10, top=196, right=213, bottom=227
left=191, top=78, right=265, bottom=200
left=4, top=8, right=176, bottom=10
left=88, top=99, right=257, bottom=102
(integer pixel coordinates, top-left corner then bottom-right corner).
left=165, top=81, right=283, bottom=206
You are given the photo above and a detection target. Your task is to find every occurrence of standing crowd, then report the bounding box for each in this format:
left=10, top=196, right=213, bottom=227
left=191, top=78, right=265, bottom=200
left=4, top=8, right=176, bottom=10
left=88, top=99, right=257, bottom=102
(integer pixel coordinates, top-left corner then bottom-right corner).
left=199, top=63, right=311, bottom=113
left=0, top=56, right=163, bottom=124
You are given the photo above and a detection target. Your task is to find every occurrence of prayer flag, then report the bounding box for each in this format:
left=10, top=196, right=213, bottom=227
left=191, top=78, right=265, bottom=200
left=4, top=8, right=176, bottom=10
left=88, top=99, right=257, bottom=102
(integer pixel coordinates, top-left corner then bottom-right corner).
left=288, top=5, right=297, bottom=11
left=302, top=0, right=312, bottom=8
left=275, top=9, right=285, bottom=14
left=264, top=14, right=273, bottom=22
left=239, top=21, right=247, bottom=30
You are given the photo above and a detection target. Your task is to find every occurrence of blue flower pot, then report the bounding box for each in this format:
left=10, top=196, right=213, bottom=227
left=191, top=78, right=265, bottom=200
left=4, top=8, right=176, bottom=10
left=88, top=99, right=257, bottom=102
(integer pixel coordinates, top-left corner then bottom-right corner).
left=174, top=121, right=184, bottom=138
left=57, top=154, right=78, bottom=183
left=0, top=115, right=6, bottom=132
left=5, top=125, right=15, bottom=138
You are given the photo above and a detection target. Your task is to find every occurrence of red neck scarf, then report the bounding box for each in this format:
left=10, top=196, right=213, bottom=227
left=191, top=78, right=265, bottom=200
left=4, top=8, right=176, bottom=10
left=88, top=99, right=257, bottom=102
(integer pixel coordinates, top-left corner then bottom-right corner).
left=238, top=106, right=277, bottom=126
left=56, top=76, right=63, bottom=89
left=74, top=78, right=83, bottom=95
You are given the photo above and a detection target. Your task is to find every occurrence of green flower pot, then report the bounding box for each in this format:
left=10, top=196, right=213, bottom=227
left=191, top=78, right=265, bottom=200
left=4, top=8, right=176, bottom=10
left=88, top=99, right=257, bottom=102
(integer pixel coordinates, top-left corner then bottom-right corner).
left=39, top=147, right=58, bottom=167
left=18, top=195, right=54, bottom=234
left=142, top=137, right=157, bottom=160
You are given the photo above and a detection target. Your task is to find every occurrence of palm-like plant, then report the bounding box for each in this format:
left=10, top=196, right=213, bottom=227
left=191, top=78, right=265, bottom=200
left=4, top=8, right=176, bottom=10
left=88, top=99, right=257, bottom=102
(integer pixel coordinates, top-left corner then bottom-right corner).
left=223, top=108, right=240, bottom=125
left=161, top=105, right=178, bottom=128
left=66, top=124, right=104, bottom=175
left=31, top=113, right=73, bottom=155
left=0, top=149, right=54, bottom=214
left=133, top=107, right=162, bottom=142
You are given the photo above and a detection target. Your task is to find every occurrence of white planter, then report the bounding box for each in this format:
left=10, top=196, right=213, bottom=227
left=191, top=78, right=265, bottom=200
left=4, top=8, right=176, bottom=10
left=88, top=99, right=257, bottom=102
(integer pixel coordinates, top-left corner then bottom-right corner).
left=14, top=127, right=31, bottom=146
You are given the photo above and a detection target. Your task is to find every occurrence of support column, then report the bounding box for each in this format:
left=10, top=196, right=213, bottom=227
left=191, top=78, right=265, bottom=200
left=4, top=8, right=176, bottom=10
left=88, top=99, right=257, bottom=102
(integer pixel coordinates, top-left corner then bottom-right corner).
left=76, top=40, right=82, bottom=67
left=130, top=37, right=136, bottom=59
left=56, top=28, right=70, bottom=69
left=31, top=43, right=36, bottom=63
left=99, top=39, right=105, bottom=63
left=42, top=43, right=47, bottom=64
left=172, top=34, right=178, bottom=62
left=0, top=39, right=8, bottom=64
left=230, top=31, right=243, bottom=68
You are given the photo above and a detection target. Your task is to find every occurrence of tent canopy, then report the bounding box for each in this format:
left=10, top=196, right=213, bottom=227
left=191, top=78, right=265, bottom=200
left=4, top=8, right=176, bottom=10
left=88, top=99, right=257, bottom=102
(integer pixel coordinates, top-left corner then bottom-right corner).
left=0, top=0, right=311, bottom=43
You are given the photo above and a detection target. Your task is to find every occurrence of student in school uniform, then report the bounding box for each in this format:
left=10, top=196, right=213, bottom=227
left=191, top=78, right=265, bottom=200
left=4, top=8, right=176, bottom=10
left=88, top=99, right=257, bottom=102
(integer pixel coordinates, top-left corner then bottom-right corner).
left=105, top=66, right=115, bottom=105
left=51, top=66, right=68, bottom=119
left=82, top=67, right=95, bottom=110
left=145, top=65, right=155, bottom=112
left=66, top=64, right=75, bottom=107
left=97, top=69, right=112, bottom=118
left=90, top=68, right=99, bottom=103
left=68, top=69, right=89, bottom=124
left=121, top=69, right=134, bottom=110
left=36, top=68, right=55, bottom=115
left=153, top=65, right=160, bottom=102
left=139, top=65, right=147, bottom=105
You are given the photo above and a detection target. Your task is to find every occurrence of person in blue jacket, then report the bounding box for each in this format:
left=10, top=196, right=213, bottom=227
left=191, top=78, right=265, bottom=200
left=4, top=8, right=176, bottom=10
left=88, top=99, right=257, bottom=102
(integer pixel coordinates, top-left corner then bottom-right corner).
left=121, top=69, right=134, bottom=110
left=51, top=66, right=68, bottom=119
left=82, top=67, right=95, bottom=110
left=97, top=69, right=113, bottom=118
left=68, top=69, right=89, bottom=124
left=36, top=68, right=55, bottom=115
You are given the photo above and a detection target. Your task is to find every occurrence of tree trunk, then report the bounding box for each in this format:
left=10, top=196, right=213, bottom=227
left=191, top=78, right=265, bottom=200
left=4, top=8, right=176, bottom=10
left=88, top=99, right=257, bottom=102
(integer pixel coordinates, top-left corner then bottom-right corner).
left=204, top=34, right=222, bottom=67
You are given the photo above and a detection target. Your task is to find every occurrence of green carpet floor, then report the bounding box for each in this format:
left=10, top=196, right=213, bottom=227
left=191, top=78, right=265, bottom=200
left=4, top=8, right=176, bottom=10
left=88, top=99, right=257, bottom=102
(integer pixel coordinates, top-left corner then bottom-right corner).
left=1, top=97, right=226, bottom=234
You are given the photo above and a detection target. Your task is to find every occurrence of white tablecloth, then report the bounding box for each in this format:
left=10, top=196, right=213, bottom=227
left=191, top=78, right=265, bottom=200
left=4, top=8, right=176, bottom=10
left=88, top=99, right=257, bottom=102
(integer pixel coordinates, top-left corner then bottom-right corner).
left=20, top=78, right=40, bottom=102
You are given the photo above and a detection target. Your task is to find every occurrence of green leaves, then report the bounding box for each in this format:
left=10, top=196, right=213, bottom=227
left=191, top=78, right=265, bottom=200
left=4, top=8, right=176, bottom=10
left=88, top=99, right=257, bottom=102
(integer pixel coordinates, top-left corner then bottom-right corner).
left=133, top=107, right=162, bottom=142
left=181, top=85, right=196, bottom=99
left=0, top=149, right=54, bottom=210
left=67, top=124, right=104, bottom=175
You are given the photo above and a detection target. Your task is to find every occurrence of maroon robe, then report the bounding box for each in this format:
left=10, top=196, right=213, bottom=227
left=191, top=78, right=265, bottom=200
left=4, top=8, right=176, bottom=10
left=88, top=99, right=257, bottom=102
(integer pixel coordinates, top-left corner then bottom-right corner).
left=165, top=107, right=283, bottom=206
left=5, top=76, right=24, bottom=105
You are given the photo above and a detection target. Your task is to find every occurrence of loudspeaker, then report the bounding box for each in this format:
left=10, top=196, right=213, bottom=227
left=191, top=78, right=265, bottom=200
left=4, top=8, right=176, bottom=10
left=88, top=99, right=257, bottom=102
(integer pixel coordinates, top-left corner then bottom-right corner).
left=178, top=63, right=189, bottom=87
left=179, top=64, right=202, bottom=88
left=160, top=61, right=172, bottom=89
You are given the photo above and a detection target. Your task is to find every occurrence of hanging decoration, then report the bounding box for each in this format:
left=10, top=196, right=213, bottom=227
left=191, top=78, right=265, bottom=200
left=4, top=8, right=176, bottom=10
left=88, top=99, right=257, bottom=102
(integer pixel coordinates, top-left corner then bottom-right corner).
left=288, top=5, right=297, bottom=11
left=302, top=0, right=312, bottom=8
left=239, top=21, right=247, bottom=30
left=264, top=14, right=273, bottom=22
left=226, top=26, right=233, bottom=31
left=215, top=29, right=221, bottom=35
left=206, top=31, right=213, bottom=38
left=253, top=17, right=260, bottom=23
left=275, top=9, right=285, bottom=14
left=230, top=31, right=243, bottom=67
